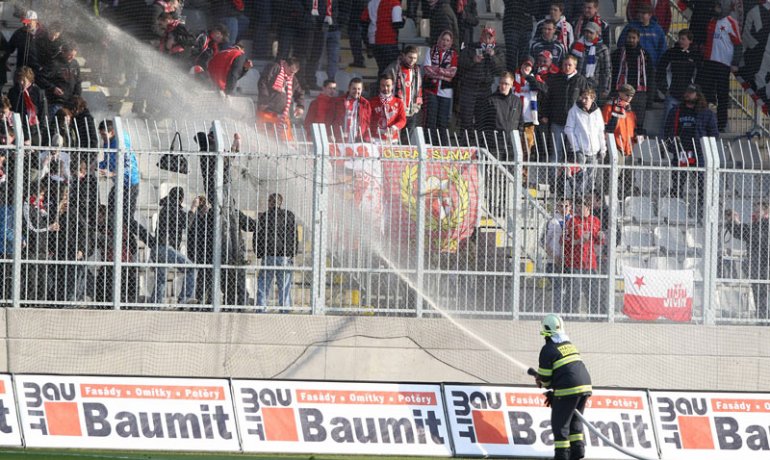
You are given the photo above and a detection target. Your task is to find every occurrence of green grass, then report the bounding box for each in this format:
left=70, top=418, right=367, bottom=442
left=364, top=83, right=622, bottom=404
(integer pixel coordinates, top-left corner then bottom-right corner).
left=0, top=450, right=494, bottom=460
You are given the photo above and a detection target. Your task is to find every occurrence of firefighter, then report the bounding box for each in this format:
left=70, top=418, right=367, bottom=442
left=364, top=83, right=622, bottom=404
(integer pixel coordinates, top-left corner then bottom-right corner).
left=532, top=314, right=592, bottom=460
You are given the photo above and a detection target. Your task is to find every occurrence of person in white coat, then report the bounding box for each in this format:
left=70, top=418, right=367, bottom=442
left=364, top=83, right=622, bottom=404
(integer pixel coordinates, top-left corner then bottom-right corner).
left=564, top=87, right=606, bottom=195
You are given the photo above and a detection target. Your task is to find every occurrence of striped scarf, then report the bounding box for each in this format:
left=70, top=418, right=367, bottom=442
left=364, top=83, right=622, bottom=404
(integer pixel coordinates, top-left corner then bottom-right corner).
left=571, top=37, right=598, bottom=78
left=344, top=97, right=360, bottom=142
left=615, top=47, right=647, bottom=92
left=513, top=71, right=539, bottom=125
left=272, top=64, right=294, bottom=122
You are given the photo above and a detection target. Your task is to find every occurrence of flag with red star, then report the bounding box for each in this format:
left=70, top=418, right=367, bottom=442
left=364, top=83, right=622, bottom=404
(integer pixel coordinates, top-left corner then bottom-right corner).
left=623, top=266, right=694, bottom=321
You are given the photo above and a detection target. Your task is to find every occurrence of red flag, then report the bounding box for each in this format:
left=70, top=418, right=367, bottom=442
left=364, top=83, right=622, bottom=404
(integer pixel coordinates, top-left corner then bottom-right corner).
left=623, top=267, right=694, bottom=322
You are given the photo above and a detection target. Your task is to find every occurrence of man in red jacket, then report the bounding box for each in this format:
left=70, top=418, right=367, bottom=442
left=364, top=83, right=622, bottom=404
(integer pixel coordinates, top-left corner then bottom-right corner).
left=329, top=77, right=372, bottom=142
left=304, top=79, right=338, bottom=137
left=562, top=198, right=605, bottom=316
left=369, top=74, right=406, bottom=142
left=207, top=42, right=253, bottom=95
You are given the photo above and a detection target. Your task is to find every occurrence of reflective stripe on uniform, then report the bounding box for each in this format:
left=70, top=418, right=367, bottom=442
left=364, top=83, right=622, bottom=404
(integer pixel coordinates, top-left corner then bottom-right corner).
left=538, top=367, right=553, bottom=377
left=554, top=440, right=571, bottom=448
left=553, top=354, right=582, bottom=370
left=554, top=385, right=593, bottom=397
left=569, top=433, right=584, bottom=442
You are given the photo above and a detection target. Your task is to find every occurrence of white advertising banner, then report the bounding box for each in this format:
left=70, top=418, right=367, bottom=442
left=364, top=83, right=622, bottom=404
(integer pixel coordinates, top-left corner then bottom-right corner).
left=650, top=391, right=770, bottom=459
left=14, top=375, right=239, bottom=451
left=232, top=380, right=452, bottom=456
left=0, top=375, right=22, bottom=446
left=444, top=385, right=658, bottom=460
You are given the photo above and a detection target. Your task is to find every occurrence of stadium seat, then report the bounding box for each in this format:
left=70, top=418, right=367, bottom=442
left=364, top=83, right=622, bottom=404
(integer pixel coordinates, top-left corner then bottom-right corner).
left=648, top=256, right=680, bottom=270
left=616, top=254, right=650, bottom=275
left=623, top=196, right=657, bottom=224
left=632, top=169, right=671, bottom=196
left=658, top=197, right=692, bottom=225
left=236, top=69, right=260, bottom=96
left=728, top=173, right=768, bottom=198
left=716, top=284, right=756, bottom=319
left=335, top=70, right=361, bottom=94
left=654, top=227, right=692, bottom=256
left=685, top=227, right=705, bottom=252
left=619, top=225, right=657, bottom=253
left=631, top=138, right=665, bottom=165
left=682, top=257, right=704, bottom=281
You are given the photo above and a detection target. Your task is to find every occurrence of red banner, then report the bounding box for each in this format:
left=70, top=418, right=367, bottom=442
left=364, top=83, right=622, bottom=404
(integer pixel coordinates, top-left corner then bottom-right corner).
left=623, top=267, right=694, bottom=322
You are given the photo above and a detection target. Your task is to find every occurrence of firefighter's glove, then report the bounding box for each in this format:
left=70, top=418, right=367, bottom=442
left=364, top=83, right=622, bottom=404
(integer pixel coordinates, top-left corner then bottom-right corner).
left=543, top=390, right=554, bottom=407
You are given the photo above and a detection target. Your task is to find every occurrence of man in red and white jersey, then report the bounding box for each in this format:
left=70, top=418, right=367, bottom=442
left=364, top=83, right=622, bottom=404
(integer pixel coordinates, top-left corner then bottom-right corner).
left=697, top=0, right=742, bottom=132
left=361, top=0, right=405, bottom=75
left=369, top=74, right=406, bottom=142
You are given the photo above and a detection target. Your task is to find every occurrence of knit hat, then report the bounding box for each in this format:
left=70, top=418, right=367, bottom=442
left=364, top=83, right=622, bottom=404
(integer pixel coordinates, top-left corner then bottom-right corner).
left=618, top=84, right=636, bottom=97
left=520, top=55, right=535, bottom=67
left=583, top=21, right=601, bottom=36
left=538, top=50, right=553, bottom=61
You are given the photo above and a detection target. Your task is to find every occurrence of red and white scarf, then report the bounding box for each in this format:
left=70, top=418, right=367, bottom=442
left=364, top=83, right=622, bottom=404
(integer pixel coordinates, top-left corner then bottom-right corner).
left=22, top=88, right=39, bottom=126
left=513, top=71, right=539, bottom=125
left=272, top=63, right=294, bottom=122
left=344, top=97, right=360, bottom=142
left=615, top=48, right=648, bottom=92
left=311, top=0, right=333, bottom=19
left=571, top=36, right=599, bottom=78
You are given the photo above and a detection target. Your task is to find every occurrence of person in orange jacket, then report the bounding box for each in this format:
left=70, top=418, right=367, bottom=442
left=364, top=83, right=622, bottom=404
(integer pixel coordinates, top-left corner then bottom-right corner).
left=601, top=83, right=637, bottom=194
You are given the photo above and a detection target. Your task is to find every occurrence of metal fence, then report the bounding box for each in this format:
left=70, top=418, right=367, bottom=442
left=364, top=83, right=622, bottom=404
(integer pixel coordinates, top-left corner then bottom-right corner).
left=0, top=113, right=768, bottom=325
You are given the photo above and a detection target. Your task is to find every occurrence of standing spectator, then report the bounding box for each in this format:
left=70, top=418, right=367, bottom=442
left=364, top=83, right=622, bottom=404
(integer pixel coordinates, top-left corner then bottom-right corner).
left=190, top=24, right=230, bottom=74
left=503, top=0, right=535, bottom=72
left=627, top=0, right=673, bottom=32
left=536, top=50, right=561, bottom=82
left=187, top=195, right=214, bottom=304
left=680, top=0, right=724, bottom=48
left=529, top=20, right=568, bottom=67
left=428, top=0, right=459, bottom=47
left=212, top=0, right=249, bottom=45
left=342, top=0, right=370, bottom=67
left=570, top=21, right=611, bottom=102
left=4, top=10, right=45, bottom=76
left=150, top=187, right=199, bottom=304
left=455, top=0, right=480, bottom=49
left=726, top=200, right=770, bottom=321
left=697, top=0, right=742, bottom=132
left=50, top=193, right=90, bottom=303
left=36, top=21, right=64, bottom=72
left=741, top=0, right=770, bottom=91
left=533, top=2, right=574, bottom=52
left=544, top=199, right=571, bottom=312
left=323, top=0, right=344, bottom=83
left=276, top=0, right=313, bottom=69
left=422, top=31, right=458, bottom=144
left=362, top=0, right=405, bottom=75
left=39, top=41, right=82, bottom=120
left=329, top=77, right=373, bottom=141
left=479, top=71, right=523, bottom=161
left=8, top=67, right=48, bottom=146
left=256, top=193, right=298, bottom=308
left=513, top=56, right=547, bottom=157
left=70, top=157, right=100, bottom=231
left=612, top=28, right=653, bottom=132
left=302, top=0, right=338, bottom=91
left=657, top=29, right=701, bottom=127
left=67, top=96, right=100, bottom=152
left=304, top=80, right=338, bottom=136
left=97, top=120, right=142, bottom=227
left=572, top=0, right=610, bottom=46
left=251, top=0, right=273, bottom=60
left=369, top=74, right=407, bottom=141
left=383, top=46, right=423, bottom=142
left=257, top=57, right=305, bottom=139
left=602, top=84, right=638, bottom=194
left=208, top=43, right=254, bottom=95
left=664, top=84, right=718, bottom=209
left=457, top=27, right=504, bottom=130
left=618, top=2, right=668, bottom=66
left=562, top=197, right=605, bottom=315
left=564, top=87, right=606, bottom=194
left=540, top=55, right=590, bottom=163
left=22, top=181, right=60, bottom=301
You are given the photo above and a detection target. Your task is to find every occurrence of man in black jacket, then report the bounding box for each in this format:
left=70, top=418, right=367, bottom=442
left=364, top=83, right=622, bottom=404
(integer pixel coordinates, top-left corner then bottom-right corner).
left=503, top=0, right=534, bottom=72
left=480, top=71, right=522, bottom=161
left=457, top=27, right=504, bottom=130
left=255, top=193, right=298, bottom=309
left=656, top=28, right=701, bottom=127
left=540, top=55, right=589, bottom=163
left=726, top=200, right=770, bottom=321
left=39, top=41, right=82, bottom=120
left=4, top=10, right=45, bottom=77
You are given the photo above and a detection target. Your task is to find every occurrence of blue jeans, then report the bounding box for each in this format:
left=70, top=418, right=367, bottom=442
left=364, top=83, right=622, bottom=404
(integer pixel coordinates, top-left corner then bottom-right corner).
left=325, top=29, right=341, bottom=81
left=220, top=14, right=250, bottom=46
left=151, top=245, right=197, bottom=303
left=257, top=256, right=293, bottom=307
left=551, top=124, right=566, bottom=163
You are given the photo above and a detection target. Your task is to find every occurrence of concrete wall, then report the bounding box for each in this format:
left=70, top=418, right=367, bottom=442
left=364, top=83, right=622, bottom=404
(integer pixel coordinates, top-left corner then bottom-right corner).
left=3, top=308, right=769, bottom=391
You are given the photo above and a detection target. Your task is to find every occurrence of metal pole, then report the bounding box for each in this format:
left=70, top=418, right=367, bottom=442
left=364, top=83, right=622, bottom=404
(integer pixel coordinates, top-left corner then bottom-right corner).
left=414, top=128, right=428, bottom=317
left=310, top=124, right=329, bottom=315
left=701, top=136, right=720, bottom=325
left=210, top=120, right=226, bottom=312
left=10, top=113, right=25, bottom=308
left=510, top=131, right=524, bottom=320
left=111, top=117, right=127, bottom=310
left=606, top=134, right=620, bottom=323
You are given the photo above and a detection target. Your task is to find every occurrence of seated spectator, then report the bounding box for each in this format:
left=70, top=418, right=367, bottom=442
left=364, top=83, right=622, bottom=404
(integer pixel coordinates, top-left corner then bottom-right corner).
left=304, top=79, right=338, bottom=137
left=657, top=28, right=701, bottom=128
left=570, top=21, right=611, bottom=102
left=209, top=42, right=254, bottom=95
left=369, top=74, right=406, bottom=142
left=458, top=27, right=504, bottom=130
left=7, top=66, right=48, bottom=146
left=572, top=0, right=610, bottom=46
left=329, top=77, right=372, bottom=142
left=39, top=41, right=82, bottom=119
left=627, top=0, right=672, bottom=33
left=612, top=28, right=653, bottom=133
left=151, top=186, right=199, bottom=304
left=564, top=87, right=606, bottom=194
left=529, top=19, right=568, bottom=67
left=257, top=57, right=304, bottom=140
left=532, top=2, right=574, bottom=51
left=423, top=30, right=458, bottom=144
left=618, top=2, right=667, bottom=66
left=383, top=46, right=423, bottom=142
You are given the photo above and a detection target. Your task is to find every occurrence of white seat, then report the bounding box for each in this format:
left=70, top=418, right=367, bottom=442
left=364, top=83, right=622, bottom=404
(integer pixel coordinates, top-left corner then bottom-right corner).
left=654, top=227, right=692, bottom=255
left=624, top=196, right=657, bottom=224
left=631, top=139, right=665, bottom=165
left=648, top=256, right=680, bottom=270
left=399, top=18, right=420, bottom=41
left=685, top=227, right=705, bottom=251
left=620, top=225, right=656, bottom=253
left=632, top=169, right=671, bottom=195
left=727, top=174, right=768, bottom=198
left=236, top=69, right=260, bottom=96
left=682, top=257, right=704, bottom=281
left=616, top=255, right=650, bottom=275
left=716, top=284, right=756, bottom=319
left=658, top=197, right=692, bottom=225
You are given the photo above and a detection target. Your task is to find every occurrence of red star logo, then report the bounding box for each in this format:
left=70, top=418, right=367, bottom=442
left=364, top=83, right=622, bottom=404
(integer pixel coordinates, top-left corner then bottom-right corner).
left=634, top=276, right=645, bottom=289
left=720, top=25, right=726, bottom=31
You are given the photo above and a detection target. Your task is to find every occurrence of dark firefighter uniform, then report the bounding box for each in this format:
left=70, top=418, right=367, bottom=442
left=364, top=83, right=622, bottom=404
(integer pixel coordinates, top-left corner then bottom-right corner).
left=537, top=338, right=592, bottom=460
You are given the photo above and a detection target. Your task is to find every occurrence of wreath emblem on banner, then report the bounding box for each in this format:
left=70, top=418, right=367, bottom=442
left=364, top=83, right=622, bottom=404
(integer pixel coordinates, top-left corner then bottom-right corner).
left=400, top=164, right=470, bottom=232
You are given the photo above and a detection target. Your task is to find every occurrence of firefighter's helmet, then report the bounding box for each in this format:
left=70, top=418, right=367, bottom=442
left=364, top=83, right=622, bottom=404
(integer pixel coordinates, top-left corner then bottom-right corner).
left=540, top=314, right=565, bottom=337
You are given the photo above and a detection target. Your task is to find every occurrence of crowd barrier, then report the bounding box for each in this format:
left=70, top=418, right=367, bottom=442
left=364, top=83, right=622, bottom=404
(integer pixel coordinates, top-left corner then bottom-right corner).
left=0, top=373, right=768, bottom=459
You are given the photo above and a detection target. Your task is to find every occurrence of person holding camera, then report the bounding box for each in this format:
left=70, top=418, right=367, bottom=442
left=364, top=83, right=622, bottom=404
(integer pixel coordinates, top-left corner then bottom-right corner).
left=725, top=201, right=770, bottom=321
left=457, top=26, right=504, bottom=130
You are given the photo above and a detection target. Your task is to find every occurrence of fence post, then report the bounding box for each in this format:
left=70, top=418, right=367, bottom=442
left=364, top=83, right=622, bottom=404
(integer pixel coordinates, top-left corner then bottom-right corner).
left=414, top=128, right=428, bottom=317
left=701, top=136, right=720, bottom=325
left=111, top=117, right=127, bottom=310
left=310, top=124, right=329, bottom=315
left=606, top=134, right=620, bottom=323
left=210, top=120, right=226, bottom=312
left=10, top=114, right=24, bottom=308
left=510, top=131, right=524, bottom=320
